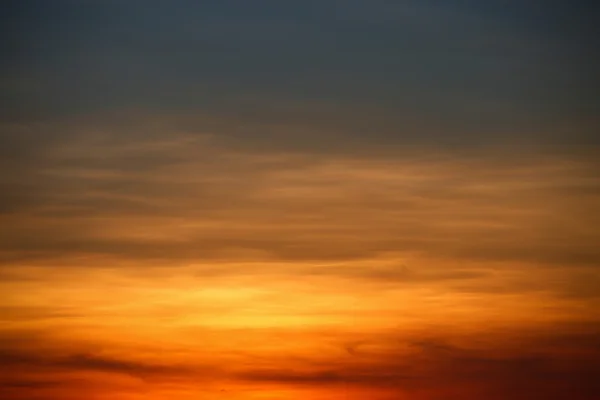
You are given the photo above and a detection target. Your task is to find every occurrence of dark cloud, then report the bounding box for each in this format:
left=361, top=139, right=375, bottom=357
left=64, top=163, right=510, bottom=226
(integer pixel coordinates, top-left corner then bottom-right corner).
left=0, top=328, right=196, bottom=382
left=0, top=346, right=196, bottom=380
left=2, top=319, right=600, bottom=399
left=237, top=330, right=600, bottom=399
left=0, top=349, right=199, bottom=400
left=58, top=353, right=191, bottom=378
left=238, top=368, right=416, bottom=387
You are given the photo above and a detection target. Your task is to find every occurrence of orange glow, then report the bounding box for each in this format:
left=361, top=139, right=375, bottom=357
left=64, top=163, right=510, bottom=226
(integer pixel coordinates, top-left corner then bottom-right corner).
left=1, top=134, right=599, bottom=399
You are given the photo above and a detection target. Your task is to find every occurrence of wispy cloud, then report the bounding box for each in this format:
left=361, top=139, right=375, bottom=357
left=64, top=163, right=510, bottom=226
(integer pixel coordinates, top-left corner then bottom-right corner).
left=1, top=118, right=598, bottom=270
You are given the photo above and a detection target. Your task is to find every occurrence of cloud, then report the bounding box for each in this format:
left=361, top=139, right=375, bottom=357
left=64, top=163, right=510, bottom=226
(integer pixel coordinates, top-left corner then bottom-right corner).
left=1, top=310, right=599, bottom=399
left=0, top=347, right=190, bottom=380
left=1, top=120, right=598, bottom=275
left=57, top=353, right=191, bottom=378
left=0, top=327, right=199, bottom=381
left=235, top=329, right=600, bottom=399
left=0, top=349, right=204, bottom=400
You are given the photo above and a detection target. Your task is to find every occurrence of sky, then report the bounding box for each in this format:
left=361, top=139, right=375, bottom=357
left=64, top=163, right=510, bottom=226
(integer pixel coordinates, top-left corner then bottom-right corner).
left=1, top=1, right=599, bottom=399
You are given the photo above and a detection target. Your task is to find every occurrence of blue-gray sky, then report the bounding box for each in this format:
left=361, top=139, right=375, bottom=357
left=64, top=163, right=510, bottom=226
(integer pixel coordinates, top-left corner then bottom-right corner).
left=3, top=0, right=598, bottom=148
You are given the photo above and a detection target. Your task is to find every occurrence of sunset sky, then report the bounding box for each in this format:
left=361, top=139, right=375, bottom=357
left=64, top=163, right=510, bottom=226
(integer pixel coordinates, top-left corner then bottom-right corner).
left=1, top=1, right=599, bottom=399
